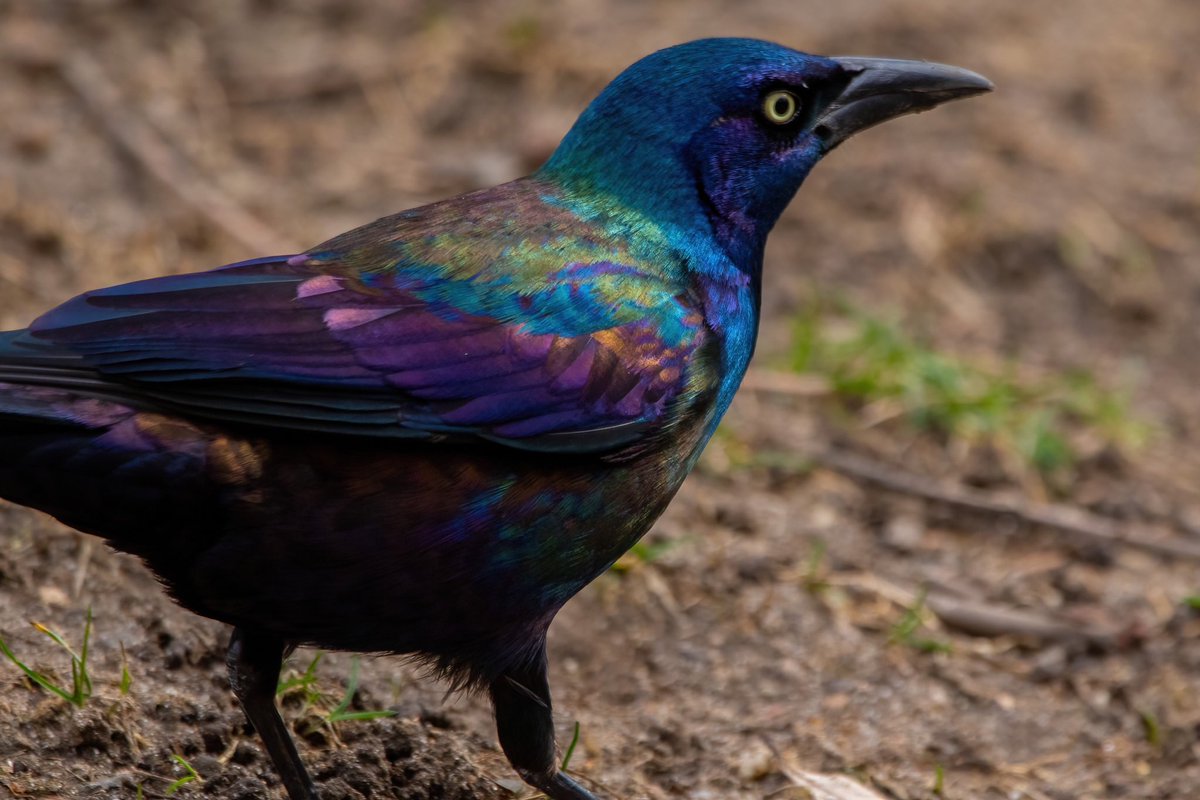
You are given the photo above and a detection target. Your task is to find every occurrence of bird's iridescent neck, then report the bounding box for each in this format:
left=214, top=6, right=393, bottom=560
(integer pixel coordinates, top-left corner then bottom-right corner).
left=534, top=172, right=766, bottom=281
left=535, top=175, right=762, bottom=404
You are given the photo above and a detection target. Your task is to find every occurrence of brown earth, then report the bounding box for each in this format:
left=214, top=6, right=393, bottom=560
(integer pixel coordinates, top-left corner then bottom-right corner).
left=1, top=1, right=1198, bottom=799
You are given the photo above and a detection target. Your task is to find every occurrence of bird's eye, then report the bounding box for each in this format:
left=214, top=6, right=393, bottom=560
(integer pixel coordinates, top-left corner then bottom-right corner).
left=762, top=90, right=800, bottom=125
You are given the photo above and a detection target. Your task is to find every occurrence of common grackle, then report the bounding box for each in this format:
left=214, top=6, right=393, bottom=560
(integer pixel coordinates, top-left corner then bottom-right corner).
left=0, top=39, right=990, bottom=799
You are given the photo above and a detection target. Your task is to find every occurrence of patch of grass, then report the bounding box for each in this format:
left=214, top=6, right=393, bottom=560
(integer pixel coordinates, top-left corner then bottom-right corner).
left=0, top=607, right=93, bottom=707
left=802, top=539, right=829, bottom=594
left=889, top=588, right=952, bottom=655
left=326, top=658, right=397, bottom=724
left=1183, top=595, right=1200, bottom=611
left=609, top=537, right=680, bottom=574
left=700, top=423, right=756, bottom=474
left=749, top=449, right=816, bottom=476
left=786, top=306, right=1148, bottom=480
left=118, top=642, right=132, bottom=695
left=560, top=721, right=582, bottom=771
left=277, top=650, right=325, bottom=704
left=278, top=652, right=396, bottom=726
left=166, top=754, right=202, bottom=794
left=932, top=763, right=946, bottom=795
left=1140, top=708, right=1162, bottom=747
left=504, top=14, right=542, bottom=52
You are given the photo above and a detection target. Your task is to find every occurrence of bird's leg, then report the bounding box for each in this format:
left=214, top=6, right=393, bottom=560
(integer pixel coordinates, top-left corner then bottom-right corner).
left=226, top=627, right=319, bottom=800
left=490, top=647, right=599, bottom=800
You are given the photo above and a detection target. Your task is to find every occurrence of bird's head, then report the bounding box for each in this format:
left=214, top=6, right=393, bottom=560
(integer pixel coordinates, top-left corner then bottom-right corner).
left=539, top=38, right=991, bottom=268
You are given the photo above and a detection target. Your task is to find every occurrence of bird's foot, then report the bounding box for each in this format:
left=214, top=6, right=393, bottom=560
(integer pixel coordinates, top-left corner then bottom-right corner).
left=520, top=768, right=601, bottom=800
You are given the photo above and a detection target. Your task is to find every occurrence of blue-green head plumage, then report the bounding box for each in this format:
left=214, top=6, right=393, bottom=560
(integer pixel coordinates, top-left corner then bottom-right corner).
left=539, top=38, right=992, bottom=271
left=539, top=39, right=850, bottom=268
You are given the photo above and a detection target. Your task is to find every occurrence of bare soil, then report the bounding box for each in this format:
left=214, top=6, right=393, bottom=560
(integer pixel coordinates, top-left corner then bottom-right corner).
left=1, top=1, right=1198, bottom=799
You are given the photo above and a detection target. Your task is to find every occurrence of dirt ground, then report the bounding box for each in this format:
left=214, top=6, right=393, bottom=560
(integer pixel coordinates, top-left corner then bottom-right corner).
left=1, top=1, right=1199, bottom=798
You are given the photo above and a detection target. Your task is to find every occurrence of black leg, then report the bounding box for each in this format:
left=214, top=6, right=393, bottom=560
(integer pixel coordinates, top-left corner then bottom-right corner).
left=490, top=646, right=599, bottom=800
left=227, top=627, right=319, bottom=800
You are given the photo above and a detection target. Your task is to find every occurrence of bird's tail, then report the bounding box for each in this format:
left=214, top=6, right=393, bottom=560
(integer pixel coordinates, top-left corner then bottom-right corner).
left=0, top=329, right=139, bottom=429
left=0, top=329, right=165, bottom=541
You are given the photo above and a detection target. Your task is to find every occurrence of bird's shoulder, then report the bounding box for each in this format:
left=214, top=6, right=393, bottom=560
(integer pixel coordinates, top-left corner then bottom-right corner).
left=311, top=177, right=706, bottom=315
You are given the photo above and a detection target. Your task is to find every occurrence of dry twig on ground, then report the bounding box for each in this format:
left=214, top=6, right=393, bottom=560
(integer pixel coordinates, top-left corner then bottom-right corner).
left=817, top=448, right=1200, bottom=562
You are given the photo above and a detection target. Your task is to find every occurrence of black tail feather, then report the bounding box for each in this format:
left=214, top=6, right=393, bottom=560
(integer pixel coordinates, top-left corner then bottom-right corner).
left=0, top=329, right=145, bottom=426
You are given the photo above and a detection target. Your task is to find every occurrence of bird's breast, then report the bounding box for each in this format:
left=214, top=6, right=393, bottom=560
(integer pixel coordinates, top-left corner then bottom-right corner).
left=692, top=268, right=760, bottom=439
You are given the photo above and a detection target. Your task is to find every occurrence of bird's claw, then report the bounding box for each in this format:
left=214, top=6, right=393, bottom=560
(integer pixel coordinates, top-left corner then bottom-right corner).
left=521, top=768, right=601, bottom=800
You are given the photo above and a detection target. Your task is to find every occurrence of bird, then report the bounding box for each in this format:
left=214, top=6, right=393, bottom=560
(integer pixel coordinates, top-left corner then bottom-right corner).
left=0, top=38, right=990, bottom=800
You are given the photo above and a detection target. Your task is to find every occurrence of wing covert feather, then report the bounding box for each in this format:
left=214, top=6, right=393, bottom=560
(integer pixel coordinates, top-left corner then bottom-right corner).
left=23, top=252, right=710, bottom=453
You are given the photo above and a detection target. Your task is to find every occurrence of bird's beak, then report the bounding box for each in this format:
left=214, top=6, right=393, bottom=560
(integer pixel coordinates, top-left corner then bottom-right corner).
left=815, top=57, right=993, bottom=150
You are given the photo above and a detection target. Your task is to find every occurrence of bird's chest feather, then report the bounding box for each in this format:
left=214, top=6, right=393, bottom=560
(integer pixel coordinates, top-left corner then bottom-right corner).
left=699, top=273, right=758, bottom=419
left=673, top=256, right=760, bottom=464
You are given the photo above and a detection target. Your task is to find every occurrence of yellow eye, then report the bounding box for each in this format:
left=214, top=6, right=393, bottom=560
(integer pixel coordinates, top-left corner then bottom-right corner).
left=762, top=90, right=799, bottom=124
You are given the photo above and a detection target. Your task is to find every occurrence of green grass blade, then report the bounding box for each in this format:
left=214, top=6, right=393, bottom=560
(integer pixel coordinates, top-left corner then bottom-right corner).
left=325, top=657, right=396, bottom=724
left=119, top=642, right=133, bottom=695
left=0, top=634, right=77, bottom=705
left=560, top=721, right=582, bottom=771
left=166, top=754, right=201, bottom=794
left=277, top=651, right=323, bottom=697
left=32, top=622, right=79, bottom=660
left=327, top=709, right=398, bottom=722
left=77, top=607, right=93, bottom=704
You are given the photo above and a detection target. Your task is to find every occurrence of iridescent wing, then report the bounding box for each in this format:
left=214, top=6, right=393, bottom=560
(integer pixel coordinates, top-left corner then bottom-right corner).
left=14, top=254, right=708, bottom=454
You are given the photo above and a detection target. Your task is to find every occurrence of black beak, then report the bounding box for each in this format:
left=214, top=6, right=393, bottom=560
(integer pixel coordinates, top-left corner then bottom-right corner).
left=815, top=57, right=993, bottom=149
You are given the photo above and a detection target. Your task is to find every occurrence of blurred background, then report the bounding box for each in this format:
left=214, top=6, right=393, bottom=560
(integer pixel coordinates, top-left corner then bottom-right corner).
left=0, top=1, right=1198, bottom=798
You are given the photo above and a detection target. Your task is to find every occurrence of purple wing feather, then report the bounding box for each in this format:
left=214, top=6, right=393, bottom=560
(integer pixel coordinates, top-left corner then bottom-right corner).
left=18, top=256, right=705, bottom=453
